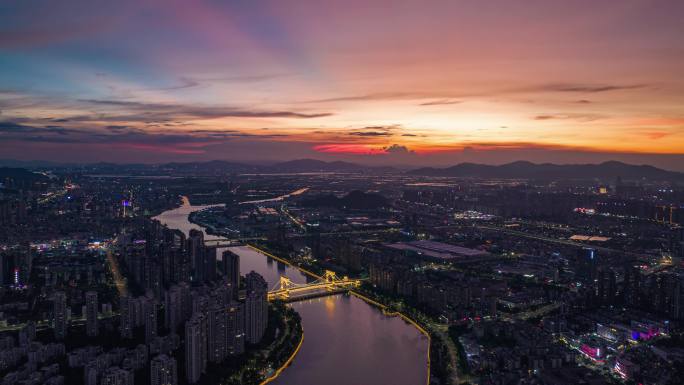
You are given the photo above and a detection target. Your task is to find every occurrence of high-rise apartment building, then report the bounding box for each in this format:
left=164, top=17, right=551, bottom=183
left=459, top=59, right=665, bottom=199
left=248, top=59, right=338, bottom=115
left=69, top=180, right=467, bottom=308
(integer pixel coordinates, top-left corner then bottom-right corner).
left=144, top=295, right=158, bottom=343
left=184, top=315, right=206, bottom=384
left=120, top=296, right=133, bottom=339
left=101, top=367, right=133, bottom=385
left=150, top=354, right=178, bottom=385
left=207, top=305, right=227, bottom=363
left=165, top=285, right=182, bottom=333
left=85, top=291, right=98, bottom=337
left=245, top=271, right=268, bottom=344
left=226, top=301, right=245, bottom=355
left=53, top=291, right=67, bottom=340
left=222, top=250, right=240, bottom=299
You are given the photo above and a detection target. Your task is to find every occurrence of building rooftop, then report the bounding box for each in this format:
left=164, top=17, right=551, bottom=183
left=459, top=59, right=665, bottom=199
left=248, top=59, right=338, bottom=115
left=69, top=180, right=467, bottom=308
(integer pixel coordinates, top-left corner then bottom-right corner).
left=385, top=240, right=488, bottom=260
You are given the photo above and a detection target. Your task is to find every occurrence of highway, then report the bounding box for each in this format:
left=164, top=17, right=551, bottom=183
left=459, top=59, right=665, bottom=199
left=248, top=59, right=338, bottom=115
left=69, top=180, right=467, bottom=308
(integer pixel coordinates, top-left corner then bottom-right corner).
left=239, top=187, right=309, bottom=205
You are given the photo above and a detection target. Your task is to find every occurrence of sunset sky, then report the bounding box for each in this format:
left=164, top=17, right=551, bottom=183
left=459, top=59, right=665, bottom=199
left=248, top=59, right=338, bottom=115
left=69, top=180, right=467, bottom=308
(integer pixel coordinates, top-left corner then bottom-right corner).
left=1, top=0, right=683, bottom=168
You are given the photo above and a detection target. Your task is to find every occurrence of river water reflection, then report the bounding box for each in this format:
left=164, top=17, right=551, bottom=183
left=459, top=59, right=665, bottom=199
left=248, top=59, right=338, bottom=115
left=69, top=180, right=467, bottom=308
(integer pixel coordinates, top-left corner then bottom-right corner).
left=154, top=199, right=428, bottom=385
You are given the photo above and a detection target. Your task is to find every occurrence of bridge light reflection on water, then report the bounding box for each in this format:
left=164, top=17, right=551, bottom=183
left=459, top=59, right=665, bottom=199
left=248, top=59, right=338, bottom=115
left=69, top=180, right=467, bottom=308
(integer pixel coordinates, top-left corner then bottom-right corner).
left=154, top=201, right=429, bottom=385
left=268, top=270, right=362, bottom=302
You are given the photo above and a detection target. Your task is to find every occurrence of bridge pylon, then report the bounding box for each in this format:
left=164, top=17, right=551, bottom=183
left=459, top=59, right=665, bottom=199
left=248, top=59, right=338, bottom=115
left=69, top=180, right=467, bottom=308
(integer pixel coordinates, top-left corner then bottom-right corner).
left=269, top=275, right=293, bottom=299
left=324, top=270, right=338, bottom=282
left=279, top=275, right=293, bottom=290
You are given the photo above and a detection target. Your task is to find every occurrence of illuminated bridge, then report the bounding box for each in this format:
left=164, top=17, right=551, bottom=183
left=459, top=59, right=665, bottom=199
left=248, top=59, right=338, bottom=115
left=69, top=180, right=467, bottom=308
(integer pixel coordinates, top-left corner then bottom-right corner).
left=268, top=270, right=362, bottom=302
left=203, top=237, right=267, bottom=247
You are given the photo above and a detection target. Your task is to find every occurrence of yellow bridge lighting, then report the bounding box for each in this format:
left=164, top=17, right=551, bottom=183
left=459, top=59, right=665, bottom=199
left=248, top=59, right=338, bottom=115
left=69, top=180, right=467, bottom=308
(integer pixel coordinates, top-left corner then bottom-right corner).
left=267, top=272, right=363, bottom=302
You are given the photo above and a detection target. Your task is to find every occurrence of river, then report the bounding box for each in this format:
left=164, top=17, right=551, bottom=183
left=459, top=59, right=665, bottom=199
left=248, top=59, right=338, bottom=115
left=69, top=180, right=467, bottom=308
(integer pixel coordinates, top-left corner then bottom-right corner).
left=154, top=198, right=429, bottom=385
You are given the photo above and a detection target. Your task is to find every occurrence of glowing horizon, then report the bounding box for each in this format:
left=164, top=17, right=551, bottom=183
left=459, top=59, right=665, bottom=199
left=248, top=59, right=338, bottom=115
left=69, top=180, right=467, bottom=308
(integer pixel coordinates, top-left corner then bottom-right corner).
left=1, top=1, right=683, bottom=168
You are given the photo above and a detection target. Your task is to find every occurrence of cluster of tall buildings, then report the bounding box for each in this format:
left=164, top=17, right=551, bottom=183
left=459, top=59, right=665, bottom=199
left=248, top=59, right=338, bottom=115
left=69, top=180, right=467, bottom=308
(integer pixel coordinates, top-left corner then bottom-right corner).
left=181, top=266, right=268, bottom=384
left=0, top=198, right=28, bottom=226
left=44, top=220, right=270, bottom=385
left=50, top=290, right=102, bottom=341
left=119, top=293, right=158, bottom=342
left=118, top=224, right=217, bottom=299
left=0, top=243, right=33, bottom=288
left=150, top=354, right=177, bottom=385
left=571, top=248, right=684, bottom=320
left=118, top=226, right=268, bottom=384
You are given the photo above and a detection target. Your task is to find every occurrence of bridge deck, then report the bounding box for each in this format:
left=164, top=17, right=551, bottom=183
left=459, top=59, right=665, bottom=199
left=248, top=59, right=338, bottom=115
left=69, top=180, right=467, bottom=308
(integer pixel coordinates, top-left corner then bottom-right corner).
left=267, top=278, right=362, bottom=302
left=269, top=288, right=351, bottom=303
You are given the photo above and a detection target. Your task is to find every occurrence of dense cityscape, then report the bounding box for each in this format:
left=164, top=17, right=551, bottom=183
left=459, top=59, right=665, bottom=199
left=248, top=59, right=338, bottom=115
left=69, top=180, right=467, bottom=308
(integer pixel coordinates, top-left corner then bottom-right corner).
left=0, top=160, right=683, bottom=385
left=2, top=1, right=684, bottom=384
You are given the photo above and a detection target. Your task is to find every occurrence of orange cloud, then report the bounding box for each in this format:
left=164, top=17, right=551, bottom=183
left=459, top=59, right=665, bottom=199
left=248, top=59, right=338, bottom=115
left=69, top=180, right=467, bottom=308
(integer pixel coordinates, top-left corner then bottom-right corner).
left=643, top=132, right=672, bottom=140
left=313, top=144, right=389, bottom=155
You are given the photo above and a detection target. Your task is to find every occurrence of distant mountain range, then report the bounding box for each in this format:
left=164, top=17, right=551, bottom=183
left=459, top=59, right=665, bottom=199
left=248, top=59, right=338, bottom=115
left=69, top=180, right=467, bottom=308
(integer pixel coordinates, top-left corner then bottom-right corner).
left=270, top=159, right=362, bottom=172
left=407, top=161, right=684, bottom=181
left=267, top=159, right=396, bottom=173
left=0, top=159, right=70, bottom=168
left=157, top=159, right=395, bottom=174
left=1, top=158, right=681, bottom=181
left=0, top=158, right=394, bottom=175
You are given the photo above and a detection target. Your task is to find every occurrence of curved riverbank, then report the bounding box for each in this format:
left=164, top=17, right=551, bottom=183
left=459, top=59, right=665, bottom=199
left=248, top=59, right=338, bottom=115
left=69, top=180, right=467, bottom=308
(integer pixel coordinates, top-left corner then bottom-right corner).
left=247, top=243, right=431, bottom=385
left=154, top=200, right=429, bottom=385
left=348, top=290, right=432, bottom=385
left=245, top=244, right=322, bottom=280
left=191, top=302, right=302, bottom=385
left=260, top=328, right=304, bottom=385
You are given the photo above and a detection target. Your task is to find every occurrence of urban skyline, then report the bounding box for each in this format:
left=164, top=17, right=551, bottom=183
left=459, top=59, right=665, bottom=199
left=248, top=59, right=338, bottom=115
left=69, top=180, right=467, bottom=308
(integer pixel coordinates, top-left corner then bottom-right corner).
left=1, top=2, right=683, bottom=385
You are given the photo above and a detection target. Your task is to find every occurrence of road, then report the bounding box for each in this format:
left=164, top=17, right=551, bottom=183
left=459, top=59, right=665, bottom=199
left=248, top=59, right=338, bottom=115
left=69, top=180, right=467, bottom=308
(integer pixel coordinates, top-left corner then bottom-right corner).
left=106, top=248, right=128, bottom=297
left=281, top=205, right=306, bottom=231
left=428, top=322, right=463, bottom=385
left=239, top=187, right=310, bottom=205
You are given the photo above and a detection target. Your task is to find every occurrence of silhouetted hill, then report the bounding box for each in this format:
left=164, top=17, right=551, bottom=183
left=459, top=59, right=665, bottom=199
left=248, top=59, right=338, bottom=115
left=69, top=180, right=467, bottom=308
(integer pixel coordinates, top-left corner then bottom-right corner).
left=159, top=159, right=394, bottom=174
left=159, top=160, right=259, bottom=174
left=0, top=167, right=50, bottom=187
left=270, top=159, right=396, bottom=173
left=408, top=161, right=684, bottom=180
left=0, top=159, right=69, bottom=168
left=300, top=190, right=388, bottom=210
left=83, top=159, right=394, bottom=175
left=270, top=159, right=360, bottom=172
